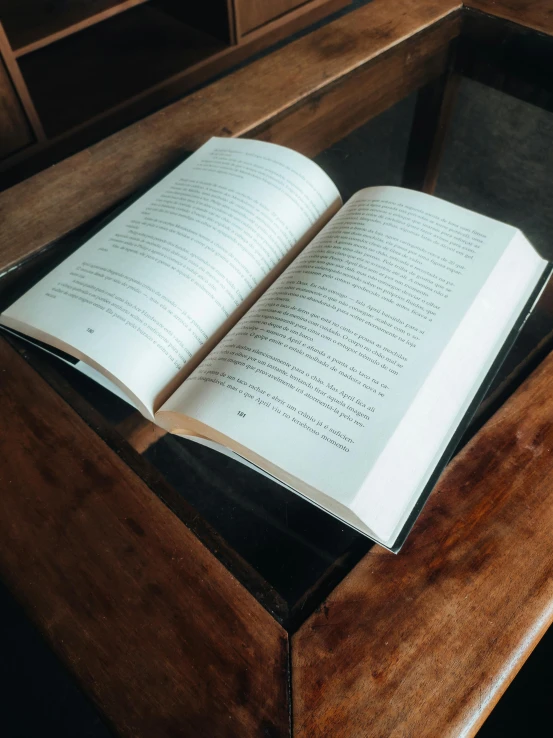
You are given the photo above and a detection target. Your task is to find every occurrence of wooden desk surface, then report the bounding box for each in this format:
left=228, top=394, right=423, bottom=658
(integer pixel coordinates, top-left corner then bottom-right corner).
left=1, top=1, right=553, bottom=736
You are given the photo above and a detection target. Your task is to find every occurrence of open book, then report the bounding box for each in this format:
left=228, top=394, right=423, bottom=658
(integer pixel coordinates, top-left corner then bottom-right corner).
left=2, top=137, right=549, bottom=550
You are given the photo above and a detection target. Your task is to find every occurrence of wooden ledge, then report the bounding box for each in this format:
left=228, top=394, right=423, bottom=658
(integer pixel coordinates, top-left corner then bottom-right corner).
left=0, top=338, right=288, bottom=738
left=294, top=347, right=553, bottom=737
left=1, top=2, right=552, bottom=277
left=0, top=0, right=461, bottom=274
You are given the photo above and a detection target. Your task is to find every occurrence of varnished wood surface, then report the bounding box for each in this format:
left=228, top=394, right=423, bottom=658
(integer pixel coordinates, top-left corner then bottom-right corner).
left=252, top=14, right=460, bottom=156
left=1, top=0, right=551, bottom=269
left=0, top=0, right=461, bottom=274
left=236, top=0, right=309, bottom=36
left=466, top=0, right=553, bottom=36
left=2, top=331, right=290, bottom=623
left=235, top=0, right=350, bottom=43
left=294, top=346, right=553, bottom=738
left=1, top=3, right=553, bottom=735
left=234, top=0, right=348, bottom=38
left=0, top=338, right=289, bottom=738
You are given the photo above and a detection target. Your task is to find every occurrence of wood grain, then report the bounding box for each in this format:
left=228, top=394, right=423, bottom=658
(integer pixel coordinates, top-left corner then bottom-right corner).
left=236, top=0, right=306, bottom=36
left=0, top=0, right=461, bottom=273
left=2, top=332, right=290, bottom=624
left=234, top=0, right=348, bottom=39
left=294, top=347, right=553, bottom=738
left=0, top=21, right=45, bottom=142
left=235, top=0, right=349, bottom=43
left=0, top=337, right=289, bottom=738
left=251, top=13, right=460, bottom=157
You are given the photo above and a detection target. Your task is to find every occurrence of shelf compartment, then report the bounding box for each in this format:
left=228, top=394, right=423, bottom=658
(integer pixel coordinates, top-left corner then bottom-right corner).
left=235, top=0, right=306, bottom=37
left=0, top=0, right=151, bottom=56
left=18, top=3, right=227, bottom=138
left=0, top=53, right=35, bottom=158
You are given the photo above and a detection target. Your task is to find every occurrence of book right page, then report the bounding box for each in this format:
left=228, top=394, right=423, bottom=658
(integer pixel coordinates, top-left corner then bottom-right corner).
left=158, top=187, right=547, bottom=543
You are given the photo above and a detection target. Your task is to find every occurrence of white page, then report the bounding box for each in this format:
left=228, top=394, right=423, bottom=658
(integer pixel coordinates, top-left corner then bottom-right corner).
left=352, top=229, right=546, bottom=545
left=0, top=325, right=136, bottom=406
left=1, top=138, right=340, bottom=416
left=160, top=187, right=538, bottom=520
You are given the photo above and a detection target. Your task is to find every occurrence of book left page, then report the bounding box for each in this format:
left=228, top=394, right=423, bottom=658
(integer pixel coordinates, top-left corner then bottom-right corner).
left=1, top=137, right=341, bottom=418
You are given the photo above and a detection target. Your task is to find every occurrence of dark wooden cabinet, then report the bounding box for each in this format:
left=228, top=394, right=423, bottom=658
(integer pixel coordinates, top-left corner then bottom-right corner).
left=0, top=53, right=34, bottom=158
left=0, top=0, right=349, bottom=184
left=3, top=1, right=553, bottom=736
left=235, top=0, right=311, bottom=37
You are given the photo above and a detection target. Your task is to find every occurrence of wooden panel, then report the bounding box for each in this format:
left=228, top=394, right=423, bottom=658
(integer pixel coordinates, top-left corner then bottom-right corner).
left=0, top=338, right=288, bottom=738
left=0, top=0, right=461, bottom=273
left=0, top=21, right=45, bottom=142
left=250, top=14, right=461, bottom=157
left=294, top=347, right=553, bottom=738
left=235, top=0, right=349, bottom=39
left=0, top=51, right=33, bottom=158
left=236, top=0, right=305, bottom=36
left=2, top=330, right=290, bottom=624
left=466, top=0, right=553, bottom=36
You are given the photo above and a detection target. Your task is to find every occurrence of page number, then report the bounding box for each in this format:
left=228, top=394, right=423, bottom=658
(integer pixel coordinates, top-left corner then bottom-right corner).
left=86, top=328, right=95, bottom=334
left=237, top=411, right=246, bottom=417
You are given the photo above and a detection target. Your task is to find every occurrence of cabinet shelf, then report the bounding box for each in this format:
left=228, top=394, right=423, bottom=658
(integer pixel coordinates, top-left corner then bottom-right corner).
left=1, top=0, right=151, bottom=56
left=0, top=0, right=348, bottom=182
left=18, top=3, right=227, bottom=137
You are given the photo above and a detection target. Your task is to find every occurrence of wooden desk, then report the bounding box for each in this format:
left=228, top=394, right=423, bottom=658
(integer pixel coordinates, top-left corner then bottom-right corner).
left=1, top=1, right=553, bottom=735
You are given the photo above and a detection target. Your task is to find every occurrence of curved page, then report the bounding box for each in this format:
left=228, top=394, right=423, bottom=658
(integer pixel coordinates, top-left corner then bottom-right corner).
left=158, top=187, right=546, bottom=541
left=1, top=138, right=341, bottom=417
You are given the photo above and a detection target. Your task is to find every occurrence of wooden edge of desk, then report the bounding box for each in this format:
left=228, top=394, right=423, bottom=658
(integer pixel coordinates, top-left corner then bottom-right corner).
left=293, top=347, right=553, bottom=738
left=249, top=12, right=460, bottom=159
left=0, top=0, right=461, bottom=274
left=0, top=338, right=289, bottom=738
left=465, top=0, right=553, bottom=37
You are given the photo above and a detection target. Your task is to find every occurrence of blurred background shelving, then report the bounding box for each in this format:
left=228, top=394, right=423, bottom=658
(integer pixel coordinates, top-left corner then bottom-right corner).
left=0, top=0, right=349, bottom=184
